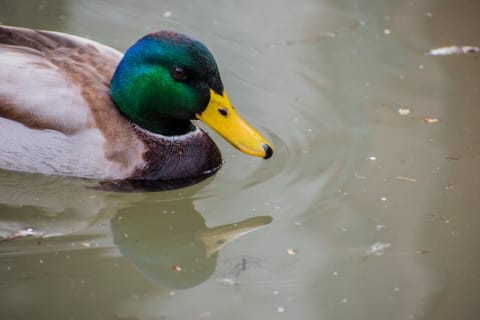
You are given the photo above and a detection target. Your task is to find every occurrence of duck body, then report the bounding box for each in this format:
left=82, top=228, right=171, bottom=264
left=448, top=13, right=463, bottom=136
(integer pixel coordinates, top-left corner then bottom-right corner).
left=0, top=26, right=272, bottom=186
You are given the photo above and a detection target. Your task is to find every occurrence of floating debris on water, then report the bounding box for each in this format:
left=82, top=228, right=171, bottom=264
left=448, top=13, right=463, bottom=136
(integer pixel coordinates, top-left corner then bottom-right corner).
left=427, top=46, right=479, bottom=56
left=216, top=278, right=236, bottom=285
left=416, top=250, right=429, bottom=255
left=277, top=306, right=286, bottom=313
left=366, top=242, right=391, bottom=256
left=287, top=248, right=298, bottom=255
left=395, top=176, right=417, bottom=182
left=355, top=172, right=368, bottom=179
left=171, top=265, right=182, bottom=272
left=424, top=117, right=440, bottom=124
left=397, top=108, right=411, bottom=116
left=0, top=228, right=44, bottom=242
left=14, top=228, right=38, bottom=237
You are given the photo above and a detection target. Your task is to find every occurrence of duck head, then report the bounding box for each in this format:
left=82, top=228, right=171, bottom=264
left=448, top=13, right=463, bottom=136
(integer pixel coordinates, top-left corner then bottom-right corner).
left=110, top=31, right=273, bottom=159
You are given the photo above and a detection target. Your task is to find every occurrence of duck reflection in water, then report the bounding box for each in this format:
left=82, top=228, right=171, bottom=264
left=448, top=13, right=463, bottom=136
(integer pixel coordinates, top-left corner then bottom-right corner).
left=0, top=171, right=272, bottom=289
left=112, top=200, right=271, bottom=289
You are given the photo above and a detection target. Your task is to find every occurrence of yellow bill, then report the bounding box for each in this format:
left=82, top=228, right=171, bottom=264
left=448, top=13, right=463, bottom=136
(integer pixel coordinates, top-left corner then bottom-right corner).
left=195, top=89, right=273, bottom=159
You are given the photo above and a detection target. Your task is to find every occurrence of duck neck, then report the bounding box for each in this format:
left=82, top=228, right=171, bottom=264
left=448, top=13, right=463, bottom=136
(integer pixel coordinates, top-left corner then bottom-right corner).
left=131, top=117, right=196, bottom=136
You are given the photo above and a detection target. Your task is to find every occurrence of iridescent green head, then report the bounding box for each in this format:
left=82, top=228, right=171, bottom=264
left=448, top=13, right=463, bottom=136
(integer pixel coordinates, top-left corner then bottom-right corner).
left=110, top=31, right=273, bottom=158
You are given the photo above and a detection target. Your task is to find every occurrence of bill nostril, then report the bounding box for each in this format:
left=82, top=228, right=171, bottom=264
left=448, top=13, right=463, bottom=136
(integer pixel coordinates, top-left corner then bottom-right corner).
left=218, top=107, right=228, bottom=117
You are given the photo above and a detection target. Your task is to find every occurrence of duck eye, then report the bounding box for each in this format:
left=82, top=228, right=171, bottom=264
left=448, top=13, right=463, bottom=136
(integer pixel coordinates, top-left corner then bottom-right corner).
left=170, top=66, right=188, bottom=81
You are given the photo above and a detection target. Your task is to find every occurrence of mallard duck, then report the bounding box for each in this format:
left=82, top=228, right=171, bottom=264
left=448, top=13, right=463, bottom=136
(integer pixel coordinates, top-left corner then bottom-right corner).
left=0, top=26, right=273, bottom=185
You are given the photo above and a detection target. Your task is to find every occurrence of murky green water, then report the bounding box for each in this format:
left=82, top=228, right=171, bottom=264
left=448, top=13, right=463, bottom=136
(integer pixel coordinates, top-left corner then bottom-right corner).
left=1, top=0, right=479, bottom=319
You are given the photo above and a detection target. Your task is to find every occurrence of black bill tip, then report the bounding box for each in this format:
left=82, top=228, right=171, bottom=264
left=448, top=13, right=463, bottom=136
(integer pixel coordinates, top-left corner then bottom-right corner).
left=262, top=144, right=274, bottom=159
